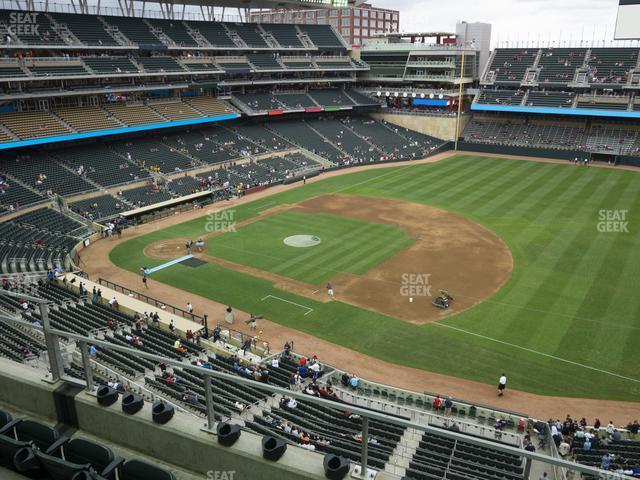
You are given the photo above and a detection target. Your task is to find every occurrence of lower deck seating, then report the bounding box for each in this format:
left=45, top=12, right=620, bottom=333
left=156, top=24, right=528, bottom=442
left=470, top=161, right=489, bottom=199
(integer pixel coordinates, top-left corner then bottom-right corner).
left=53, top=144, right=150, bottom=187
left=119, top=184, right=173, bottom=207
left=0, top=216, right=79, bottom=273
left=69, top=194, right=129, bottom=220
left=462, top=118, right=588, bottom=150
left=11, top=208, right=86, bottom=235
left=0, top=179, right=44, bottom=212
left=1, top=154, right=95, bottom=197
left=406, top=429, right=525, bottom=480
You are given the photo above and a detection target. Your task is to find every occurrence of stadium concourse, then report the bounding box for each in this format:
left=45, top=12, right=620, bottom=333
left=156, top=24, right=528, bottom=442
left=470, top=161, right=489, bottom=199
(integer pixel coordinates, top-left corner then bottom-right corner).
left=76, top=151, right=639, bottom=425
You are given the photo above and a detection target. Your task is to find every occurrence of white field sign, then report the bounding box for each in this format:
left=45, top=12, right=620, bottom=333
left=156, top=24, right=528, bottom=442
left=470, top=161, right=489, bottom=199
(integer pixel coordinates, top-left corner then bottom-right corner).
left=615, top=0, right=640, bottom=40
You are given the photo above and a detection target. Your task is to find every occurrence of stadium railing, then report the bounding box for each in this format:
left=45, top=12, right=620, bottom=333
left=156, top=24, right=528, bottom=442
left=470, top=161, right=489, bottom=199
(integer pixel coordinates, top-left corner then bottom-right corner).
left=543, top=421, right=569, bottom=480
left=0, top=290, right=629, bottom=479
left=96, top=277, right=204, bottom=324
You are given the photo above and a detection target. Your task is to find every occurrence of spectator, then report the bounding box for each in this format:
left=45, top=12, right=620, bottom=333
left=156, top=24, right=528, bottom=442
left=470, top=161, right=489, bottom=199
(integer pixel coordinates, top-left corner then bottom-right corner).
left=433, top=395, right=442, bottom=411
left=558, top=437, right=570, bottom=457
left=606, top=421, right=615, bottom=436
left=497, top=373, right=507, bottom=396
left=444, top=397, right=453, bottom=416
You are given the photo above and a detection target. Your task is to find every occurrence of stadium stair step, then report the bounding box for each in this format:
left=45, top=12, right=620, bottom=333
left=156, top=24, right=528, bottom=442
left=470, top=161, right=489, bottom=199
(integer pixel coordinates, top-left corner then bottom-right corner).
left=339, top=119, right=385, bottom=154
left=48, top=112, right=78, bottom=133
left=1, top=172, right=46, bottom=198
left=184, top=24, right=211, bottom=48
left=301, top=120, right=346, bottom=155
left=384, top=426, right=421, bottom=477
left=55, top=159, right=107, bottom=193
left=46, top=13, right=80, bottom=46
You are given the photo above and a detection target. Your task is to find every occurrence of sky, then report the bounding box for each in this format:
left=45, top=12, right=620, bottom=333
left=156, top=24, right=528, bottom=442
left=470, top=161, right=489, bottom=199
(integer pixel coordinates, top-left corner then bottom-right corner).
left=372, top=0, right=636, bottom=48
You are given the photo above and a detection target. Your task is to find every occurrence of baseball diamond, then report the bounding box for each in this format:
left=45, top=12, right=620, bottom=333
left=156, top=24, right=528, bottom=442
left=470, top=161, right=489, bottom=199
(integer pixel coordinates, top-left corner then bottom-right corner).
left=1, top=3, right=640, bottom=478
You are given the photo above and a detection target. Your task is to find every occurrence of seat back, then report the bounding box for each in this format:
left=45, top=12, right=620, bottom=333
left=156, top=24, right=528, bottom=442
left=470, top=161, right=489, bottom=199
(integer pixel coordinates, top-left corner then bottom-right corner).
left=34, top=449, right=91, bottom=480
left=121, top=459, right=176, bottom=480
left=0, top=433, right=29, bottom=467
left=0, top=411, right=12, bottom=430
left=15, top=420, right=60, bottom=451
left=64, top=438, right=114, bottom=473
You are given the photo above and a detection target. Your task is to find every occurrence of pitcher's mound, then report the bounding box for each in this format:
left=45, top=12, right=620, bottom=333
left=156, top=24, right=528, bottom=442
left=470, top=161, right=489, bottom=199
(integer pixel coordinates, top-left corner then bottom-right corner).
left=283, top=235, right=322, bottom=248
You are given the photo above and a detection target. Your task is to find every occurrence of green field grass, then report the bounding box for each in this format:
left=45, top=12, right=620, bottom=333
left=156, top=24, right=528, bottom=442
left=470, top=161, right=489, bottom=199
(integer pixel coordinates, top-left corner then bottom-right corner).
left=110, top=155, right=640, bottom=401
left=205, top=210, right=414, bottom=284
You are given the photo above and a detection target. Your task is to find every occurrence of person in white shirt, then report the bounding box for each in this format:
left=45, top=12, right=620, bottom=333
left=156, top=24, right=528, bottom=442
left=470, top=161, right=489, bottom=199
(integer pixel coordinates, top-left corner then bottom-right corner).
left=497, top=373, right=507, bottom=396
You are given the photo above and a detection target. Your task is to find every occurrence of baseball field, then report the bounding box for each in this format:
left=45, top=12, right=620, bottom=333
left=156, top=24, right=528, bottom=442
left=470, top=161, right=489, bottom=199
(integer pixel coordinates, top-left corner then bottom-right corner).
left=110, top=154, right=640, bottom=401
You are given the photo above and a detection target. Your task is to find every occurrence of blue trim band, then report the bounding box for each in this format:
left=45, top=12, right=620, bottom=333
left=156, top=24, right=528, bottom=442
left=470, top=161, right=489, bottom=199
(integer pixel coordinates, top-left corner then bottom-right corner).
left=471, top=104, right=640, bottom=119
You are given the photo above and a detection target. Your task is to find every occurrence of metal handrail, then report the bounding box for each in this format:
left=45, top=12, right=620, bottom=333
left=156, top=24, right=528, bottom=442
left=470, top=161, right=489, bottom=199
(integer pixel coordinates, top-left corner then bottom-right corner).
left=96, top=277, right=204, bottom=324
left=0, top=296, right=628, bottom=479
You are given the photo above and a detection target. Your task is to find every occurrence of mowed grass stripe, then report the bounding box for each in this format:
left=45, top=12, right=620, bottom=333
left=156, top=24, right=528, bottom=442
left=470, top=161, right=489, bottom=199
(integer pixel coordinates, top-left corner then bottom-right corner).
left=271, top=219, right=389, bottom=279
left=436, top=158, right=541, bottom=209
left=110, top=156, right=640, bottom=400
left=388, top=156, right=493, bottom=200
left=467, top=162, right=558, bottom=218
left=498, top=169, right=622, bottom=353
left=358, top=156, right=466, bottom=194
left=486, top=164, right=583, bottom=224
left=210, top=213, right=385, bottom=282
left=469, top=162, right=563, bottom=218
left=551, top=178, right=640, bottom=372
left=283, top=222, right=411, bottom=283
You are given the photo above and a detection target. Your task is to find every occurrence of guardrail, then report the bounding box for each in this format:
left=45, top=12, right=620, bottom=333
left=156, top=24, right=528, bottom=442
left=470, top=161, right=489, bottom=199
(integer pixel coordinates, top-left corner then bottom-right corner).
left=97, top=277, right=204, bottom=324
left=215, top=323, right=270, bottom=357
left=0, top=299, right=625, bottom=480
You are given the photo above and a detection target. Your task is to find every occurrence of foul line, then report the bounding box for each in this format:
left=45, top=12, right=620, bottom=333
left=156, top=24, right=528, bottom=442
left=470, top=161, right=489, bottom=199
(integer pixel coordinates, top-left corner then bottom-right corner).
left=432, top=322, right=640, bottom=384
left=261, top=295, right=314, bottom=316
left=144, top=254, right=193, bottom=275
left=250, top=201, right=277, bottom=211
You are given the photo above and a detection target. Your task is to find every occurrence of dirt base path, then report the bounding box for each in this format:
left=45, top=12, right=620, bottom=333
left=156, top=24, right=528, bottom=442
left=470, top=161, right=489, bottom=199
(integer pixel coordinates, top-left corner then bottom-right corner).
left=79, top=151, right=640, bottom=423
left=144, top=193, right=513, bottom=324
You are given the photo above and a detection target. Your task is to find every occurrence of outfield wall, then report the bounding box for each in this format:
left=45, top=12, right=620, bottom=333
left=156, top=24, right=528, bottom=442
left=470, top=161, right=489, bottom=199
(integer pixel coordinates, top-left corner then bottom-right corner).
left=456, top=142, right=586, bottom=160
left=371, top=112, right=467, bottom=141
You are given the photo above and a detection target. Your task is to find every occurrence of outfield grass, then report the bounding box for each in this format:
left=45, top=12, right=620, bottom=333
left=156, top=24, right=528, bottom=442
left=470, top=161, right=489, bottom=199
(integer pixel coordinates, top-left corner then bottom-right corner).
left=110, top=155, right=640, bottom=401
left=205, top=210, right=414, bottom=284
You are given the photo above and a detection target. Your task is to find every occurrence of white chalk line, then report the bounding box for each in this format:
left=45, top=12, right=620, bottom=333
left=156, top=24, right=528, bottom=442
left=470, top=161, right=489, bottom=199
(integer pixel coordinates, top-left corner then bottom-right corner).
left=432, top=322, right=640, bottom=384
left=261, top=295, right=313, bottom=316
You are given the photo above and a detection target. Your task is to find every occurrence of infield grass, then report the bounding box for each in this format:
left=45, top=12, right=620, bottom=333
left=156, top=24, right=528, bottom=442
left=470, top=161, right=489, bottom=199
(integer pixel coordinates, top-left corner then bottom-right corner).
left=205, top=210, right=414, bottom=284
left=110, top=155, right=640, bottom=401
